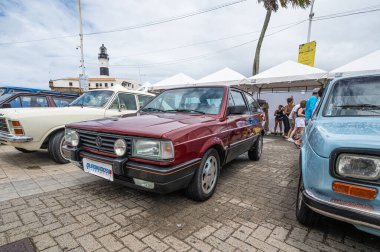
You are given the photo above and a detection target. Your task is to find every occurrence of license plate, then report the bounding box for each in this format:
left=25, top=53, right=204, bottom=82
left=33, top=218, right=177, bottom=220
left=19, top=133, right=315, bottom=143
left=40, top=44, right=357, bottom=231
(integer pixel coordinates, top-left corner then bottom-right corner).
left=83, top=158, right=114, bottom=181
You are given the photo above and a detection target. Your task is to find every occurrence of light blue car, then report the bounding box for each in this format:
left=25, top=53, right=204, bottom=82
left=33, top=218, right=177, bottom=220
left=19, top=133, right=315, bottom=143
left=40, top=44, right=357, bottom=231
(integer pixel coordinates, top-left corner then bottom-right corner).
left=296, top=74, right=380, bottom=236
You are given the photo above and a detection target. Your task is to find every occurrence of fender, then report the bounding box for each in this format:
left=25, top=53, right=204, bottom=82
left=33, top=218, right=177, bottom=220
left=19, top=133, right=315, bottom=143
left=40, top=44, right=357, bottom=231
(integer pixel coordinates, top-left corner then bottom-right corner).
left=39, top=124, right=66, bottom=148
left=198, top=136, right=226, bottom=159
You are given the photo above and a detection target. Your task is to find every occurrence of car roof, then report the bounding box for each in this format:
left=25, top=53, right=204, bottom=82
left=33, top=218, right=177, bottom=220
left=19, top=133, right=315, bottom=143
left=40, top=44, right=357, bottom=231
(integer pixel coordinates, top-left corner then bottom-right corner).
left=333, top=74, right=380, bottom=82
left=93, top=86, right=155, bottom=96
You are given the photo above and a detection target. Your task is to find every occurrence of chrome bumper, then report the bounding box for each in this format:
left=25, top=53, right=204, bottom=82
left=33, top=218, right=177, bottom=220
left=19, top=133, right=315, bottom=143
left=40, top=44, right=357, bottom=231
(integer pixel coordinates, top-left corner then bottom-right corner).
left=0, top=132, right=33, bottom=143
left=303, top=189, right=380, bottom=231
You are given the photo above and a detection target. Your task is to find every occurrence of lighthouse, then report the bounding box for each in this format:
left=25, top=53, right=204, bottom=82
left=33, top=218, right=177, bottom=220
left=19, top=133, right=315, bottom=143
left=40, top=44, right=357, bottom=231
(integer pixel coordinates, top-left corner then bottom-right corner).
left=98, top=44, right=109, bottom=76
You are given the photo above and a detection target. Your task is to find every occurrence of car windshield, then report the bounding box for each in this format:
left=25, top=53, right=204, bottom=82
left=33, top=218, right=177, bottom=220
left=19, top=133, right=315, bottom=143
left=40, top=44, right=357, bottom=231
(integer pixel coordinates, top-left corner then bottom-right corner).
left=324, top=76, right=380, bottom=117
left=0, top=93, right=12, bottom=102
left=0, top=88, right=5, bottom=96
left=70, top=90, right=114, bottom=108
left=141, top=87, right=225, bottom=115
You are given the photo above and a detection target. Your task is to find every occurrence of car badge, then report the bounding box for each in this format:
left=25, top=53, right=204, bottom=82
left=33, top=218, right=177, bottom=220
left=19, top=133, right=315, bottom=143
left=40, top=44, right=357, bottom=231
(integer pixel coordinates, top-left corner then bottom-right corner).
left=95, top=136, right=102, bottom=147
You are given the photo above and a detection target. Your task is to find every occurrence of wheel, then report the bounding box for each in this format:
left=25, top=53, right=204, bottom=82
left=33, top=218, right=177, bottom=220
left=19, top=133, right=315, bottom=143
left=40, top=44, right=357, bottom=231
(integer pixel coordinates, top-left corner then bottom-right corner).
left=186, top=148, right=220, bottom=201
left=296, top=175, right=320, bottom=226
left=248, top=134, right=263, bottom=161
left=15, top=147, right=35, bottom=153
left=48, top=131, right=69, bottom=164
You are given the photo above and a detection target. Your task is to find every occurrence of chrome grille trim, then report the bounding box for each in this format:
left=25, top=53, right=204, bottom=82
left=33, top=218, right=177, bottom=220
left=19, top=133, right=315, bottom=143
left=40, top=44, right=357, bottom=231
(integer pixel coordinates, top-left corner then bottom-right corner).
left=0, top=118, right=9, bottom=134
left=77, top=130, right=132, bottom=155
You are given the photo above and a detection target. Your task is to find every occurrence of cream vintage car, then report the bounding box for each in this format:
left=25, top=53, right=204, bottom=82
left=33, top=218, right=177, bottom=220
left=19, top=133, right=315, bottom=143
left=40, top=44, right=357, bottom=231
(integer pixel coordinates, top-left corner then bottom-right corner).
left=0, top=86, right=154, bottom=163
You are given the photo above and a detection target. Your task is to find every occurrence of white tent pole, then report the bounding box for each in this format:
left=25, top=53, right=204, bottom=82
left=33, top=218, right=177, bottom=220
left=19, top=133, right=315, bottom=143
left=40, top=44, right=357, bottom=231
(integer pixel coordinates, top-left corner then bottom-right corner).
left=307, top=0, right=315, bottom=42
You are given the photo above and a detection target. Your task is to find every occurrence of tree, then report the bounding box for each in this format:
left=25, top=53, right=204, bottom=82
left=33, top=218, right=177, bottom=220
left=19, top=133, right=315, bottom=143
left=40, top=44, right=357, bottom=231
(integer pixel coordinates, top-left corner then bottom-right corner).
left=252, top=0, right=311, bottom=76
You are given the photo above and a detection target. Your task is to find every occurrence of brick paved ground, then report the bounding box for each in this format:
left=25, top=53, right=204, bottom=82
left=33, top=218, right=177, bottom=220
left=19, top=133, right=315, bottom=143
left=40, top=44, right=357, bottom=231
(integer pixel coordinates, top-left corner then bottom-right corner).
left=1, top=138, right=380, bottom=252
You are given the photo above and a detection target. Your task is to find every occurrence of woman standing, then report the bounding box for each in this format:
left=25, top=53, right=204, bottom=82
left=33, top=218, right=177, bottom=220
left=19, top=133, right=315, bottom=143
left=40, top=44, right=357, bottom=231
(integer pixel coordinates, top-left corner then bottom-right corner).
left=294, top=100, right=306, bottom=148
left=273, top=105, right=284, bottom=135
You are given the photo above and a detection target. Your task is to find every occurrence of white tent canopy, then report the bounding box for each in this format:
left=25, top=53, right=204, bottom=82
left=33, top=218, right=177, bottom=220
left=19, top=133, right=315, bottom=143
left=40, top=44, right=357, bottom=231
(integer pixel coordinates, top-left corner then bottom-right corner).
left=137, top=81, right=152, bottom=92
left=196, top=67, right=247, bottom=85
left=329, top=50, right=380, bottom=78
left=248, top=60, right=328, bottom=91
left=151, top=73, right=195, bottom=90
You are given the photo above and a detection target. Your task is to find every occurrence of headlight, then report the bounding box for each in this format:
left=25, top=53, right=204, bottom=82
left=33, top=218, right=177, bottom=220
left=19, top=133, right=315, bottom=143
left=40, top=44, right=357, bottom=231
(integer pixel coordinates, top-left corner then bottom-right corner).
left=336, top=154, right=380, bottom=180
left=114, top=139, right=127, bottom=156
left=65, top=129, right=79, bottom=147
left=133, top=139, right=174, bottom=160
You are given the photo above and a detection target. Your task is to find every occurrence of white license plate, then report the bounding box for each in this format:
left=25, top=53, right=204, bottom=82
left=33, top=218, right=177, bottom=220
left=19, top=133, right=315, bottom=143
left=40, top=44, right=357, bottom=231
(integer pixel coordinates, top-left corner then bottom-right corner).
left=83, top=158, right=114, bottom=181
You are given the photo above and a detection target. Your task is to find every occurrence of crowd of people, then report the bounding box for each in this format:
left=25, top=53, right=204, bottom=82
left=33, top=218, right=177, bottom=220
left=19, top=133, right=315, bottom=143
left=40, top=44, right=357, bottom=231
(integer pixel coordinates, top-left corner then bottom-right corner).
left=272, top=88, right=323, bottom=148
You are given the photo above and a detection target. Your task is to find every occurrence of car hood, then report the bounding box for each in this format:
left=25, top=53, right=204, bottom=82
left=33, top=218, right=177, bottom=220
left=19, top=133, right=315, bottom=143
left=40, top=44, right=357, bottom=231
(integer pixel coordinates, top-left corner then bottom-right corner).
left=67, top=113, right=217, bottom=139
left=307, top=117, right=380, bottom=158
left=0, top=107, right=102, bottom=119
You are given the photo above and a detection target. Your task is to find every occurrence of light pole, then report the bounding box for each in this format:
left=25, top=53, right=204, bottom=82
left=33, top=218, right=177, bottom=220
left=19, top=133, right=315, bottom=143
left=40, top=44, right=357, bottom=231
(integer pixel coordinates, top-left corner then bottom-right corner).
left=78, top=0, right=86, bottom=90
left=307, top=0, right=315, bottom=42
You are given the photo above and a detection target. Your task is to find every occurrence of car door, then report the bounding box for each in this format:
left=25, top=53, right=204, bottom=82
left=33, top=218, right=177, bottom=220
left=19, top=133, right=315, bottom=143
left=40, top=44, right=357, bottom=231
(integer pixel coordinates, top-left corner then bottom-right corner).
left=244, top=93, right=263, bottom=139
left=225, top=90, right=251, bottom=163
left=104, top=92, right=138, bottom=117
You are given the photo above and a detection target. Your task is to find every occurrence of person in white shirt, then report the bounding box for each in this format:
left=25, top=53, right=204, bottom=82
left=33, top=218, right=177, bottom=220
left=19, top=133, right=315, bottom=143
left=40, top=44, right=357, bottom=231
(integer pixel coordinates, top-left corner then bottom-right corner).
left=286, top=103, right=300, bottom=141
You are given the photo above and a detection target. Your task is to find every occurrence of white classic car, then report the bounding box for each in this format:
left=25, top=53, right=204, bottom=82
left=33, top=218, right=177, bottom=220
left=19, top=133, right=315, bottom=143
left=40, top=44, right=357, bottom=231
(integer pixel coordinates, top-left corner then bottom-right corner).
left=0, top=86, right=154, bottom=163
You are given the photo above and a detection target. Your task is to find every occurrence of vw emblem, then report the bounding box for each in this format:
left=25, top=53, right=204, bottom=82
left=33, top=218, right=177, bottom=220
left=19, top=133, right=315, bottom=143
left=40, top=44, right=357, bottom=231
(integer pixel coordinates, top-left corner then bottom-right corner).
left=95, top=136, right=102, bottom=147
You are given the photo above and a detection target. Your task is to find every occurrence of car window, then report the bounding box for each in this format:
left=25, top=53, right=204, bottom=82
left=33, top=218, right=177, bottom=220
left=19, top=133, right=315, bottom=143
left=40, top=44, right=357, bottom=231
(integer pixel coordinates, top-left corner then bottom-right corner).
left=0, top=88, right=5, bottom=96
left=70, top=90, right=113, bottom=108
left=142, top=87, right=224, bottom=115
left=137, top=95, right=153, bottom=107
left=323, top=77, right=380, bottom=117
left=0, top=93, right=12, bottom=103
left=245, top=93, right=261, bottom=113
left=20, top=96, right=48, bottom=108
left=9, top=97, right=22, bottom=108
left=231, top=90, right=247, bottom=107
left=52, top=97, right=73, bottom=107
left=109, top=93, right=137, bottom=110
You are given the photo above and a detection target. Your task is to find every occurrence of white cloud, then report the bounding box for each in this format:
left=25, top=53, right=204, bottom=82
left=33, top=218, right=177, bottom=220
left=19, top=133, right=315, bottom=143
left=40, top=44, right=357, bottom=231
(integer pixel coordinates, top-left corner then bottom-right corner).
left=0, top=0, right=379, bottom=88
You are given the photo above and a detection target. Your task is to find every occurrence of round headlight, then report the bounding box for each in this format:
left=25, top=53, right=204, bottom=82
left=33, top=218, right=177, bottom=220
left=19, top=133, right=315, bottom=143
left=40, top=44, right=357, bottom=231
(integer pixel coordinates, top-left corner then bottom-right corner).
left=114, top=139, right=127, bottom=156
left=65, top=130, right=79, bottom=147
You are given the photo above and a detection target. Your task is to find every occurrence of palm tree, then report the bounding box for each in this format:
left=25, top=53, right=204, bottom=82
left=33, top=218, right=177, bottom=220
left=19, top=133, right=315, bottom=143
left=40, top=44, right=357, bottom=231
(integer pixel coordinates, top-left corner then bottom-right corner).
left=252, top=0, right=311, bottom=76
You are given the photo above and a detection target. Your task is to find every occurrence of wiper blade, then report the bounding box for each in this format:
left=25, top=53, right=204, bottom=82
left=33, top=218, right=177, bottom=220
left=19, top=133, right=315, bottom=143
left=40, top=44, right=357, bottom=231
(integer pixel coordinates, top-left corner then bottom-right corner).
left=166, top=109, right=205, bottom=114
left=140, top=107, right=165, bottom=112
left=336, top=104, right=380, bottom=110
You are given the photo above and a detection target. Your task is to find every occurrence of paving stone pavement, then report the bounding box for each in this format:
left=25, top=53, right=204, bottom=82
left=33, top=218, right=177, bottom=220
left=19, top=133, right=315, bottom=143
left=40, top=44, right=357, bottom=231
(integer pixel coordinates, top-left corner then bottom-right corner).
left=1, top=138, right=380, bottom=252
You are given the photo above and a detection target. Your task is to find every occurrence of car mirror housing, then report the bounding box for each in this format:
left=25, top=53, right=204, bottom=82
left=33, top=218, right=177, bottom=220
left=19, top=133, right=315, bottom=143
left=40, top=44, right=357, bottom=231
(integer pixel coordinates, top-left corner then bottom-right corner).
left=227, top=105, right=247, bottom=115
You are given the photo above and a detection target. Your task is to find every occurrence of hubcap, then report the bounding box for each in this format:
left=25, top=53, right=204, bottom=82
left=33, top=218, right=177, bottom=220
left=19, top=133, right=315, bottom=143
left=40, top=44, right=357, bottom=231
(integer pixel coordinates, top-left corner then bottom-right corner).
left=59, top=136, right=69, bottom=161
left=201, top=156, right=218, bottom=194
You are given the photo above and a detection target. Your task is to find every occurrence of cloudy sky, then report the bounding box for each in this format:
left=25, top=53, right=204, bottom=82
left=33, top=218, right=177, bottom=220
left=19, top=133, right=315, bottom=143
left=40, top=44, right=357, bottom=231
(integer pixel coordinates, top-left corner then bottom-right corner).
left=0, top=0, right=379, bottom=88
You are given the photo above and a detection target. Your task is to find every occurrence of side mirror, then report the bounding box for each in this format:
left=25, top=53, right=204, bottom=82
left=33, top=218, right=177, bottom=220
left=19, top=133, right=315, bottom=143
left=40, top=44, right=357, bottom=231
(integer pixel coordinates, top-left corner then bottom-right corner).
left=227, top=105, right=247, bottom=115
left=1, top=103, right=11, bottom=108
left=118, top=104, right=126, bottom=111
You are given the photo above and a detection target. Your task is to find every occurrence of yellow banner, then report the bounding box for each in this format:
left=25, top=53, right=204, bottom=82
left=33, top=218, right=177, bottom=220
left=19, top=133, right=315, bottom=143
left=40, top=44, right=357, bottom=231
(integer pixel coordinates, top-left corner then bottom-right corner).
left=298, top=41, right=316, bottom=67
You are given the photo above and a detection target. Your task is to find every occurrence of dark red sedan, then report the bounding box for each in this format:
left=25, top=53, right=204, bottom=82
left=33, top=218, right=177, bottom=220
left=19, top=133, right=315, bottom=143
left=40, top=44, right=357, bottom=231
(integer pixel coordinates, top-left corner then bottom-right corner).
left=63, top=86, right=264, bottom=201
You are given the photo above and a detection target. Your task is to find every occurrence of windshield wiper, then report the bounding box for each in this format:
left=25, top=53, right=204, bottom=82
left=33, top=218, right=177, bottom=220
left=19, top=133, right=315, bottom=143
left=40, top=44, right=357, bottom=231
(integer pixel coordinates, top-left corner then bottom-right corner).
left=166, top=109, right=206, bottom=114
left=140, top=107, right=166, bottom=112
left=336, top=104, right=380, bottom=110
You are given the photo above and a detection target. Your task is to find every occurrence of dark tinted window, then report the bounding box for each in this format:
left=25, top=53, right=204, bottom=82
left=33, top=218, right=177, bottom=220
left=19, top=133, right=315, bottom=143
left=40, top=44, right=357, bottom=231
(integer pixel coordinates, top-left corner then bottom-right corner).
left=20, top=96, right=48, bottom=107
left=9, top=97, right=22, bottom=108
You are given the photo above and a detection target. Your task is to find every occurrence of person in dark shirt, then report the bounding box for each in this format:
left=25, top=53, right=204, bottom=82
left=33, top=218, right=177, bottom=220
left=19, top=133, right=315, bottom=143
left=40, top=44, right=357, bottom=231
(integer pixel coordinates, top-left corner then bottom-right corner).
left=273, top=105, right=284, bottom=135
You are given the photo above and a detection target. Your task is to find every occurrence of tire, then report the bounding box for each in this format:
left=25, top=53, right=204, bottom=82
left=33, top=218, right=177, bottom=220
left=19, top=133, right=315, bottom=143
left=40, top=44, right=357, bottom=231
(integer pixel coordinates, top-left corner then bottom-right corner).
left=296, top=175, right=320, bottom=226
left=248, top=134, right=263, bottom=161
left=186, top=148, right=220, bottom=201
left=48, top=131, right=69, bottom=164
left=15, top=147, right=35, bottom=153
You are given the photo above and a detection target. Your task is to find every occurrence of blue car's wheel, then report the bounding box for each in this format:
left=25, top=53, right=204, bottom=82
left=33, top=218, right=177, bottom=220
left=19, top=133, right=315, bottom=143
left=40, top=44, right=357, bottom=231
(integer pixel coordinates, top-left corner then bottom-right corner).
left=296, top=175, right=320, bottom=226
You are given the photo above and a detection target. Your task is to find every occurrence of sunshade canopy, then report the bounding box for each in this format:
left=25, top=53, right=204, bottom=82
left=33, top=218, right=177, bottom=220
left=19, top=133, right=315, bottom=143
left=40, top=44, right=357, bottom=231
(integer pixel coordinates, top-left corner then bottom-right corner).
left=196, top=67, right=247, bottom=85
left=248, top=60, right=328, bottom=91
left=329, top=50, right=380, bottom=78
left=151, top=73, right=195, bottom=90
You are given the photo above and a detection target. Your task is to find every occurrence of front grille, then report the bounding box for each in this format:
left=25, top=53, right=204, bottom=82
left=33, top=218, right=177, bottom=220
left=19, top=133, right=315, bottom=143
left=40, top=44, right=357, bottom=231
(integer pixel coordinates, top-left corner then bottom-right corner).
left=0, top=118, right=9, bottom=134
left=77, top=130, right=132, bottom=156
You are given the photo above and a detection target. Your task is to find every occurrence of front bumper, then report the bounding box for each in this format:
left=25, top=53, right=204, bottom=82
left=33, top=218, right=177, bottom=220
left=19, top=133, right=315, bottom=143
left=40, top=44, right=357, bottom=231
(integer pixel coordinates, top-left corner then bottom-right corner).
left=0, top=132, right=33, bottom=143
left=62, top=145, right=201, bottom=194
left=303, top=189, right=380, bottom=231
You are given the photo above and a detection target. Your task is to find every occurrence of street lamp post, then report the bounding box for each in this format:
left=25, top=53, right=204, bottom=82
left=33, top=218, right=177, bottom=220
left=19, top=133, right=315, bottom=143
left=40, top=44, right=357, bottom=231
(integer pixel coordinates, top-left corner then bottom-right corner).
left=78, top=0, right=86, bottom=91
left=307, top=0, right=315, bottom=42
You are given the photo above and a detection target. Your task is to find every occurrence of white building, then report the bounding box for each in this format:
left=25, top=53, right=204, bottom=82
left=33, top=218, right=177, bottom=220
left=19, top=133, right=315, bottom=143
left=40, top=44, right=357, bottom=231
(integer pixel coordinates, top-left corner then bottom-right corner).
left=49, top=44, right=139, bottom=93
